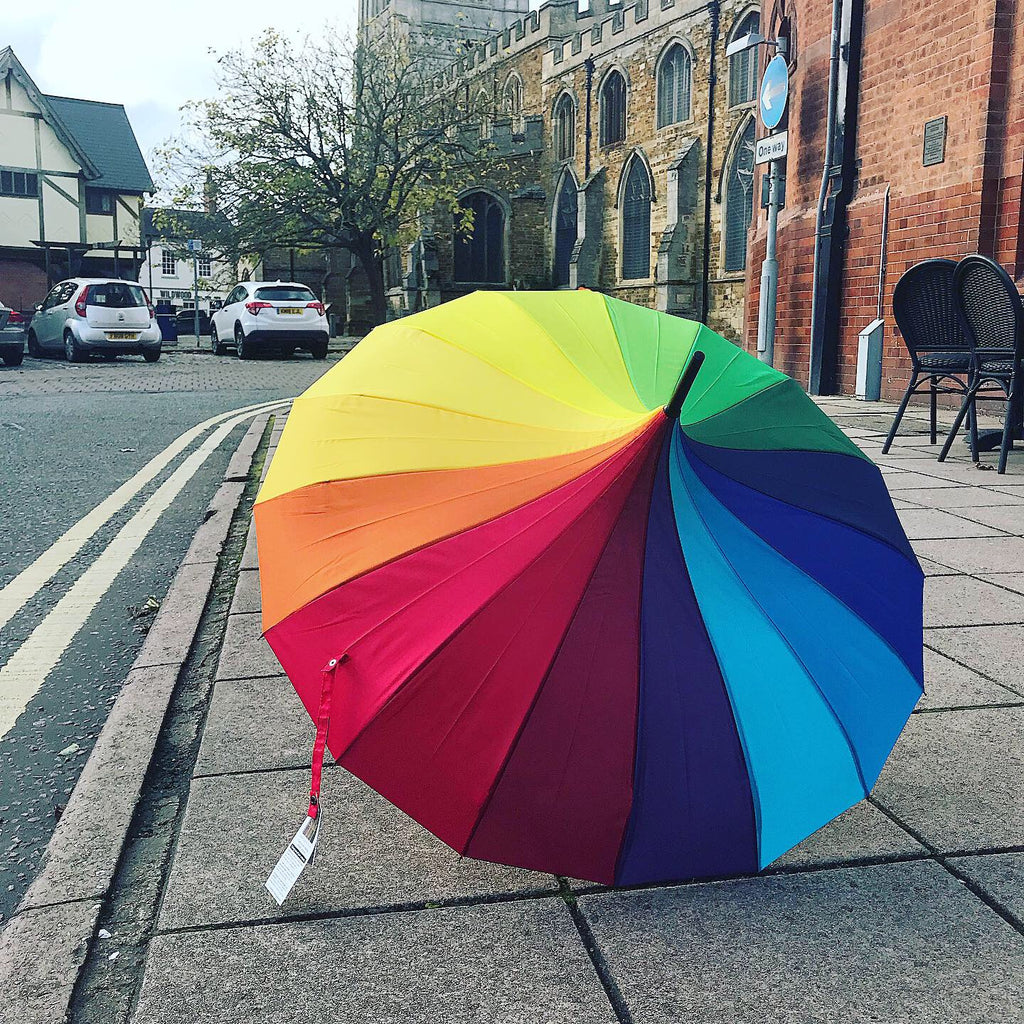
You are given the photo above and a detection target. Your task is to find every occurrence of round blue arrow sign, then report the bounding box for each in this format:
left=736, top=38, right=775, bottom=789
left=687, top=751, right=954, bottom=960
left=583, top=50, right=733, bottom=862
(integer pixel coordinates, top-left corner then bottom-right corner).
left=759, top=54, right=789, bottom=131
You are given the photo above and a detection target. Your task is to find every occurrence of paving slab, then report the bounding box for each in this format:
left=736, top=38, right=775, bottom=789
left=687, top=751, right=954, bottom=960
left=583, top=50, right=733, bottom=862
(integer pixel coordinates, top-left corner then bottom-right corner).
left=873, top=707, right=1024, bottom=852
left=897, top=508, right=1001, bottom=540
left=926, top=624, right=1024, bottom=691
left=240, top=523, right=259, bottom=569
left=924, top=575, right=1024, bottom=627
left=0, top=899, right=101, bottom=1024
left=913, top=536, right=1024, bottom=574
left=136, top=900, right=613, bottom=1024
left=879, top=469, right=965, bottom=490
left=918, top=648, right=1021, bottom=709
left=951, top=504, right=1024, bottom=534
left=948, top=852, right=1024, bottom=924
left=228, top=567, right=262, bottom=615
left=133, top=562, right=213, bottom=669
left=158, top=768, right=557, bottom=930
left=915, top=556, right=960, bottom=576
left=771, top=800, right=925, bottom=870
left=215, top=612, right=279, bottom=681
left=194, top=674, right=310, bottom=776
left=579, top=861, right=1024, bottom=1024
left=977, top=572, right=1024, bottom=595
left=182, top=481, right=245, bottom=566
left=895, top=486, right=1024, bottom=509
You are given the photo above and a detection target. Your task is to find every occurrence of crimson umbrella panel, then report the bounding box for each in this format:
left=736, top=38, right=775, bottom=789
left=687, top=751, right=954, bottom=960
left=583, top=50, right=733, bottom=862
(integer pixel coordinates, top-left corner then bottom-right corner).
left=256, top=290, right=924, bottom=887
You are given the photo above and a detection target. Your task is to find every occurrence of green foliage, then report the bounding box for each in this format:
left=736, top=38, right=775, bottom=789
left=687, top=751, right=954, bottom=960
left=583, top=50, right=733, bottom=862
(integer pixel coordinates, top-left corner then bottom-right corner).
left=156, top=27, right=486, bottom=311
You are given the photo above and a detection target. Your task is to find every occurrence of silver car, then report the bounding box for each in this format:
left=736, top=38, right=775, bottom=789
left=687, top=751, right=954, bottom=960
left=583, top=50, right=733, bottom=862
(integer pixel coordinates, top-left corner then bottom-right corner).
left=0, top=300, right=27, bottom=367
left=27, top=278, right=162, bottom=363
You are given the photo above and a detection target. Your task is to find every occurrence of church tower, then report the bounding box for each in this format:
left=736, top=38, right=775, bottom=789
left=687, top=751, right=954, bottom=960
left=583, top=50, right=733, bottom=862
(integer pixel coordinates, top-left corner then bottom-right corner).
left=359, top=0, right=532, bottom=66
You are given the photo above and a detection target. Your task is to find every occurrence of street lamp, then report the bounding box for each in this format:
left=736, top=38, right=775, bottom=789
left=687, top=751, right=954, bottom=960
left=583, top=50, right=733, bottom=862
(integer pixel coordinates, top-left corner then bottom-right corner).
left=728, top=30, right=789, bottom=366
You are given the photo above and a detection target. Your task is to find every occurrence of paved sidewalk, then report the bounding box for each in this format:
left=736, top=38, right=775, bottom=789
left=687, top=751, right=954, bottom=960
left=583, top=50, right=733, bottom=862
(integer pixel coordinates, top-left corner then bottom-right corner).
left=27, top=397, right=1024, bottom=1021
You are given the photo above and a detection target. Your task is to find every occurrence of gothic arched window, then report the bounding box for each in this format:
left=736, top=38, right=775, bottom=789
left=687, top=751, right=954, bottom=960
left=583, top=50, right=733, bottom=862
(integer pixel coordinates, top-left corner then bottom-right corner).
left=554, top=93, right=576, bottom=161
left=729, top=12, right=761, bottom=106
left=657, top=44, right=692, bottom=127
left=454, top=191, right=505, bottom=284
left=600, top=70, right=627, bottom=147
left=554, top=174, right=578, bottom=287
left=621, top=158, right=652, bottom=280
left=503, top=74, right=524, bottom=132
left=724, top=120, right=755, bottom=272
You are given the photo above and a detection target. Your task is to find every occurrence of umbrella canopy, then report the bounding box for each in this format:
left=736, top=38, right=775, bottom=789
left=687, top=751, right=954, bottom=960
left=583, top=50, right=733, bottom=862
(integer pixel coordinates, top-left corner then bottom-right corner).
left=254, top=291, right=923, bottom=886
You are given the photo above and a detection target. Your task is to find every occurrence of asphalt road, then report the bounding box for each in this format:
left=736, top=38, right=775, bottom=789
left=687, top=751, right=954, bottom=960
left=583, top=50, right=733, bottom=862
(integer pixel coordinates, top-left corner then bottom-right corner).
left=0, top=345, right=343, bottom=921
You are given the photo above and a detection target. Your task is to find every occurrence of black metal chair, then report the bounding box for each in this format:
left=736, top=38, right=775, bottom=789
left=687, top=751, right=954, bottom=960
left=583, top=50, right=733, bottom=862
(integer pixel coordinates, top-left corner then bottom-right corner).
left=939, top=254, right=1024, bottom=474
left=883, top=259, right=973, bottom=453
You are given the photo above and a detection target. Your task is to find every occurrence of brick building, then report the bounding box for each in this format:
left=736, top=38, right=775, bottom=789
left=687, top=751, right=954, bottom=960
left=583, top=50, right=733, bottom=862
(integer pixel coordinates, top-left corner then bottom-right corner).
left=746, top=0, right=1024, bottom=398
left=365, top=0, right=765, bottom=343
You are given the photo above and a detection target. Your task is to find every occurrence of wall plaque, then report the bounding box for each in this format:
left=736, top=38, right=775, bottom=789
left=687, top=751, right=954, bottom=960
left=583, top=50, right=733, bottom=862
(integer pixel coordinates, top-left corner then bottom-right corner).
left=923, top=116, right=947, bottom=166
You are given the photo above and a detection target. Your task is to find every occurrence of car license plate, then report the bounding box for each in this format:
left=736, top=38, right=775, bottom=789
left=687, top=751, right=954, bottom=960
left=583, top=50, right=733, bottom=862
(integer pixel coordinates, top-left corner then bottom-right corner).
left=107, top=331, right=139, bottom=340
left=278, top=307, right=303, bottom=315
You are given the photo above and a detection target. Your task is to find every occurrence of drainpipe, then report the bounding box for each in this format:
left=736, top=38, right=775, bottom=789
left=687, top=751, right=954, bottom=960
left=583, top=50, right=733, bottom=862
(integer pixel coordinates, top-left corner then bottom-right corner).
left=808, top=0, right=843, bottom=394
left=808, top=0, right=864, bottom=394
left=700, top=0, right=720, bottom=324
left=584, top=56, right=595, bottom=179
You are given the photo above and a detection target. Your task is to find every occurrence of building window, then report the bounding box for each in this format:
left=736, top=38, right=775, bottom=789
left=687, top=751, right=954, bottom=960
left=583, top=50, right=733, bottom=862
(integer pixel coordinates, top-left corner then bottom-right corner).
left=554, top=93, right=575, bottom=161
left=161, top=251, right=176, bottom=276
left=729, top=12, right=761, bottom=106
left=198, top=256, right=212, bottom=277
left=658, top=44, right=693, bottom=127
left=477, top=88, right=492, bottom=138
left=85, top=189, right=115, bottom=215
left=454, top=191, right=505, bottom=284
left=600, top=70, right=627, bottom=147
left=503, top=74, right=524, bottom=133
left=0, top=169, right=39, bottom=198
left=554, top=174, right=578, bottom=287
left=724, top=119, right=756, bottom=272
left=621, top=158, right=652, bottom=280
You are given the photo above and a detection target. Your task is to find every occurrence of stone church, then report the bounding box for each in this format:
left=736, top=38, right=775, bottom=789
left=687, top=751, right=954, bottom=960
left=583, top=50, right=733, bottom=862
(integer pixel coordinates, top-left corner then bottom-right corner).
left=360, top=0, right=762, bottom=343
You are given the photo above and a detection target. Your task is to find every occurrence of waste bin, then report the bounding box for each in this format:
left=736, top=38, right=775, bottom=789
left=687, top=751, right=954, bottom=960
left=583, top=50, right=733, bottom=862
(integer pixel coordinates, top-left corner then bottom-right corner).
left=155, top=303, right=178, bottom=344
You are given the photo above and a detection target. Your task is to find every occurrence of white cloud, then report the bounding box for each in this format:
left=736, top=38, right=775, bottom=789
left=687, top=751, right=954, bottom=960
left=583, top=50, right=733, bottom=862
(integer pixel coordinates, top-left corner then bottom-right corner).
left=5, top=0, right=356, bottom=180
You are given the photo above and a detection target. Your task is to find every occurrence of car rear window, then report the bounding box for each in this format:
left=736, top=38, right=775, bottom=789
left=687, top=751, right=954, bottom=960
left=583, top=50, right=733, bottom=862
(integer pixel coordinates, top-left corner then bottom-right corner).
left=87, top=283, right=148, bottom=308
left=253, top=286, right=316, bottom=302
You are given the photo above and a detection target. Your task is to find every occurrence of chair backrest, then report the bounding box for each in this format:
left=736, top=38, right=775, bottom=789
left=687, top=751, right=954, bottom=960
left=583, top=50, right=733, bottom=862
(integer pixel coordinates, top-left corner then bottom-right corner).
left=953, top=254, right=1024, bottom=361
left=892, top=259, right=967, bottom=362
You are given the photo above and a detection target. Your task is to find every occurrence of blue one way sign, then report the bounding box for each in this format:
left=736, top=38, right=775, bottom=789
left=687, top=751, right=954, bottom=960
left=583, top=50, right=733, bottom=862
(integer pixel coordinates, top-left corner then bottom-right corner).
left=759, top=54, right=789, bottom=131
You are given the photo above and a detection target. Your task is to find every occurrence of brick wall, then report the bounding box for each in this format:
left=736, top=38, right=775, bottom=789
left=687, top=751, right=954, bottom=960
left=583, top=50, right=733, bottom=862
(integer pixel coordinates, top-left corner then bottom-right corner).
left=749, top=0, right=1024, bottom=399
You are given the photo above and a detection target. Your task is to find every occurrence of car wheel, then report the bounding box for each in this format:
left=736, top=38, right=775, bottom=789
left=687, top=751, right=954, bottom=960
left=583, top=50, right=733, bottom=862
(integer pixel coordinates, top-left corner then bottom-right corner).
left=2, top=349, right=24, bottom=367
left=210, top=324, right=225, bottom=356
left=27, top=331, right=42, bottom=358
left=64, top=331, right=83, bottom=363
left=143, top=347, right=161, bottom=363
left=235, top=324, right=253, bottom=360
left=311, top=339, right=328, bottom=360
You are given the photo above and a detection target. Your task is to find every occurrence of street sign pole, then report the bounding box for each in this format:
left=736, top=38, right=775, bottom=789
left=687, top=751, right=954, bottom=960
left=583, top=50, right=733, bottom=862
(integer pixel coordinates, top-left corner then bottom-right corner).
left=757, top=54, right=786, bottom=368
left=193, top=257, right=200, bottom=341
left=757, top=157, right=782, bottom=365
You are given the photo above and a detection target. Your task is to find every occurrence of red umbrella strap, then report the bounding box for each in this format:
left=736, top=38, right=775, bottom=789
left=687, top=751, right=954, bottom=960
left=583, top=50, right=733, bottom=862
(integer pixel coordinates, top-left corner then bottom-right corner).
left=308, top=655, right=347, bottom=819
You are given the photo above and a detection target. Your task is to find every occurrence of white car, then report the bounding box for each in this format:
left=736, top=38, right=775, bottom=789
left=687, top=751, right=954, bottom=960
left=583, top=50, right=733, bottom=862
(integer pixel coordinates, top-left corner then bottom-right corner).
left=27, top=279, right=162, bottom=363
left=210, top=281, right=329, bottom=360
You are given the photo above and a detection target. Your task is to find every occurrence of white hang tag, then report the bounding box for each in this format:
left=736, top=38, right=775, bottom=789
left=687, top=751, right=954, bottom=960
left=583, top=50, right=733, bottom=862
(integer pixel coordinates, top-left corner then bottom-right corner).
left=265, top=813, right=320, bottom=906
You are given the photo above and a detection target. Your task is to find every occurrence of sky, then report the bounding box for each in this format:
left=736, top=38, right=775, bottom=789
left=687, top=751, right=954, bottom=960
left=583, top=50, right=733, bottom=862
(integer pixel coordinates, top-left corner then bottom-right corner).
left=5, top=1, right=545, bottom=195
left=4, top=0, right=359, bottom=187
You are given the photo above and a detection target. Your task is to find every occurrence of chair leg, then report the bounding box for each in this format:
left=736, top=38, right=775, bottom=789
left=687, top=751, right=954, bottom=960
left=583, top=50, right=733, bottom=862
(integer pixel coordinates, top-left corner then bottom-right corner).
left=882, top=375, right=919, bottom=454
left=968, top=396, right=979, bottom=463
left=939, top=389, right=976, bottom=462
left=998, top=380, right=1017, bottom=474
left=930, top=383, right=938, bottom=444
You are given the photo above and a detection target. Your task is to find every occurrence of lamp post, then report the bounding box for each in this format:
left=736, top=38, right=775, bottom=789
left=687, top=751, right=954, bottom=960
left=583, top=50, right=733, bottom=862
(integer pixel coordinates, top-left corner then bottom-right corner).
left=726, top=31, right=788, bottom=367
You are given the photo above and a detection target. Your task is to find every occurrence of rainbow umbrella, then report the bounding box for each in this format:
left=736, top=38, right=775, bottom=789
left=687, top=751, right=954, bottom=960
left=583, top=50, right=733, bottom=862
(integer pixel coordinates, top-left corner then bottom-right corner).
left=255, top=290, right=923, bottom=887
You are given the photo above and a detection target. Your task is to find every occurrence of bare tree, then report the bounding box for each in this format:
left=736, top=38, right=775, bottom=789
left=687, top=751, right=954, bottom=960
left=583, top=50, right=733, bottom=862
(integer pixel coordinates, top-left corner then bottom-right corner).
left=160, top=28, right=483, bottom=324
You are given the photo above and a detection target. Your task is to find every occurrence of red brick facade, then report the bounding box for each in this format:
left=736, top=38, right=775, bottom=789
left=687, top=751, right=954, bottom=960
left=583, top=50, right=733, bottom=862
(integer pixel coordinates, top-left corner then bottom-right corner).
left=746, top=0, right=1024, bottom=398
